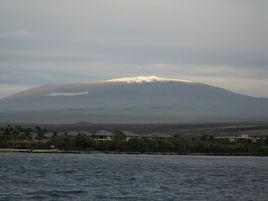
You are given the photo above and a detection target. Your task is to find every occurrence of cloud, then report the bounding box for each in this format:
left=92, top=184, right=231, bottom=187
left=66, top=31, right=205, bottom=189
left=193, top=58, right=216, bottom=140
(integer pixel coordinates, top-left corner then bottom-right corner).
left=0, top=30, right=34, bottom=39
left=0, top=84, right=33, bottom=98
left=0, top=0, right=267, bottom=97
left=46, top=92, right=89, bottom=97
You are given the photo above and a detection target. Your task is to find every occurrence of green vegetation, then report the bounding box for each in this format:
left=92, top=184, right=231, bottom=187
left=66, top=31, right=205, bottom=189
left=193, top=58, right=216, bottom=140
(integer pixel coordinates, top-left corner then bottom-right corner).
left=0, top=125, right=268, bottom=155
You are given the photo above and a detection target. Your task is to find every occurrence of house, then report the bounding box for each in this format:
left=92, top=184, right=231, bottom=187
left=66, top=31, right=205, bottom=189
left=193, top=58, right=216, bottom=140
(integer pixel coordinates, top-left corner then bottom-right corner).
left=94, top=130, right=115, bottom=141
left=11, top=139, right=47, bottom=149
left=11, top=140, right=35, bottom=149
left=154, top=133, right=173, bottom=140
left=214, top=134, right=260, bottom=143
left=142, top=133, right=173, bottom=140
left=121, top=131, right=140, bottom=141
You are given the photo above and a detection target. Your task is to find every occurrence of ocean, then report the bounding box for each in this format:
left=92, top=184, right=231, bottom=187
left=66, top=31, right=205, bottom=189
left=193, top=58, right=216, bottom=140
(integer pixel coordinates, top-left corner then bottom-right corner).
left=0, top=153, right=267, bottom=201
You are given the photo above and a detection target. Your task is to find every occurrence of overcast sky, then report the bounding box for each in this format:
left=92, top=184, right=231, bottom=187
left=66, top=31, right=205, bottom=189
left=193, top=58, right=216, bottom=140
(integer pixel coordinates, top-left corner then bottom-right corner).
left=0, top=0, right=267, bottom=98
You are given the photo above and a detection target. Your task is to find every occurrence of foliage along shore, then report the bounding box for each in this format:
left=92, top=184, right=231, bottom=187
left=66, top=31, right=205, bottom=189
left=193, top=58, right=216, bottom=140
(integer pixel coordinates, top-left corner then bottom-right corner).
left=0, top=149, right=268, bottom=156
left=0, top=125, right=268, bottom=156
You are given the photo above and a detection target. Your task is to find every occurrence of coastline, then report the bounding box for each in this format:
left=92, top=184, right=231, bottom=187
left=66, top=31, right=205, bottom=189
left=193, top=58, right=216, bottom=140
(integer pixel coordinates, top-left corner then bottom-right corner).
left=0, top=148, right=267, bottom=156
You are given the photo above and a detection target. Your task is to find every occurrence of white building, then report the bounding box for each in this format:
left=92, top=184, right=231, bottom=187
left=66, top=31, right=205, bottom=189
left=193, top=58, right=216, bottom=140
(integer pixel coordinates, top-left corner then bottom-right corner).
left=215, top=134, right=260, bottom=143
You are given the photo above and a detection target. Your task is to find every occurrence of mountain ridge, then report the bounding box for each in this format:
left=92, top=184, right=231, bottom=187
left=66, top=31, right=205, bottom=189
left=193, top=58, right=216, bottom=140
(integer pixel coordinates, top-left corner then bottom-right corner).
left=0, top=76, right=268, bottom=124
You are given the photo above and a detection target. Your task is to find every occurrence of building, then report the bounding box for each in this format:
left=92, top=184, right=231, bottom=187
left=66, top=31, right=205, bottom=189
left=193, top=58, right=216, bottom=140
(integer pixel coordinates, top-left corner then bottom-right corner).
left=11, top=139, right=47, bottom=149
left=142, top=133, right=173, bottom=140
left=11, top=140, right=35, bottom=149
left=94, top=130, right=115, bottom=141
left=121, top=131, right=140, bottom=141
left=214, top=134, right=260, bottom=143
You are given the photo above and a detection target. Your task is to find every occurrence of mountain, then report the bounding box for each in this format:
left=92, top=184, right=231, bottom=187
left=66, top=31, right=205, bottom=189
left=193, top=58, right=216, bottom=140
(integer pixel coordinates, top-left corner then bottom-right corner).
left=0, top=76, right=268, bottom=124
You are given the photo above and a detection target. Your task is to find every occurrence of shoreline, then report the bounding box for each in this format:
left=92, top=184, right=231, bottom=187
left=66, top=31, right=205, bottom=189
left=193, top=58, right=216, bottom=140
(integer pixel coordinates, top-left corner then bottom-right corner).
left=0, top=149, right=267, bottom=156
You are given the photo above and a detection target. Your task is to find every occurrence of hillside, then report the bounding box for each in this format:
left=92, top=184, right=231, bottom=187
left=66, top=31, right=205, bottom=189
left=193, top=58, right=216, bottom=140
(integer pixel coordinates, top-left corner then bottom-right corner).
left=0, top=76, right=268, bottom=123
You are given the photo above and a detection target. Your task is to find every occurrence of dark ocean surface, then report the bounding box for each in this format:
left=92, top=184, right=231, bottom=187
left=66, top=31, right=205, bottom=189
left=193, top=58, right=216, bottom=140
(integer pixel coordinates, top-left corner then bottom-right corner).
left=0, top=153, right=267, bottom=201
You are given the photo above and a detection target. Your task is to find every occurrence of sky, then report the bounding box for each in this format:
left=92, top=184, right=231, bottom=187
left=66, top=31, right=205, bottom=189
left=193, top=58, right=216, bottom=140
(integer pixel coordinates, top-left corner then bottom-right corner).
left=0, top=0, right=267, bottom=98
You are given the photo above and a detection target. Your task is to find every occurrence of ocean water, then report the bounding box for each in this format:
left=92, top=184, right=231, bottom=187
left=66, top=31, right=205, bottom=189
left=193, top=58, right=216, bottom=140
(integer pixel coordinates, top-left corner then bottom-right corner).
left=0, top=153, right=267, bottom=201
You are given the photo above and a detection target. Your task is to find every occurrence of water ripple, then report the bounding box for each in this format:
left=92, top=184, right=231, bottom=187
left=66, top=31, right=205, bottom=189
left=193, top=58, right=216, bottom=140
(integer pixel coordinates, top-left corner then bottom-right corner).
left=0, top=153, right=267, bottom=201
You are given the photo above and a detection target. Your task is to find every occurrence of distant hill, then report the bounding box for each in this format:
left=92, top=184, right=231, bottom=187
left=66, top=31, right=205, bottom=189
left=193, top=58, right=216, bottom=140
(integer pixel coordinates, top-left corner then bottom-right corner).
left=0, top=76, right=268, bottom=124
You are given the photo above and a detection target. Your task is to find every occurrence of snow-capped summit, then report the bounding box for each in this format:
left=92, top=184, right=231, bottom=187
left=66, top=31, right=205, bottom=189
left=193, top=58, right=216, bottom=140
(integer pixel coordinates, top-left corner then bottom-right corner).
left=106, top=76, right=192, bottom=84
left=1, top=75, right=268, bottom=124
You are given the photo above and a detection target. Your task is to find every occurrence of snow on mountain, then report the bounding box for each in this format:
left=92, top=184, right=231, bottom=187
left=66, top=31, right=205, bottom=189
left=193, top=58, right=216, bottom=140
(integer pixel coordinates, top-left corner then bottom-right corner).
left=106, top=76, right=192, bottom=84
